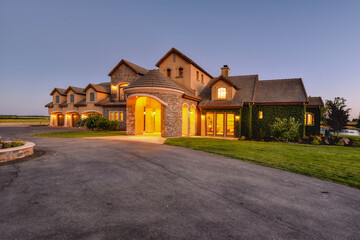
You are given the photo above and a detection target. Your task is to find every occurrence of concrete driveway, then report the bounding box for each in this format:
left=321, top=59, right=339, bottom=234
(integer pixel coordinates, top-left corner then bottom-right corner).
left=0, top=126, right=359, bottom=240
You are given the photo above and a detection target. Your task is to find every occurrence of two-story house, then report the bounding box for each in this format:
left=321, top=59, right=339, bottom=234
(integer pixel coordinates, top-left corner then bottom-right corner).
left=46, top=48, right=323, bottom=138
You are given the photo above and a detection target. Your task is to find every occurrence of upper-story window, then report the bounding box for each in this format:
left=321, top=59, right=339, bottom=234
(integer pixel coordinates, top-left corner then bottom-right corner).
left=90, top=92, right=95, bottom=102
left=70, top=94, right=74, bottom=103
left=196, top=71, right=199, bottom=80
left=201, top=74, right=204, bottom=84
left=56, top=96, right=59, bottom=103
left=217, top=87, right=227, bottom=99
left=305, top=112, right=314, bottom=126
left=166, top=69, right=171, bottom=77
left=178, top=67, right=183, bottom=77
left=118, top=83, right=129, bottom=101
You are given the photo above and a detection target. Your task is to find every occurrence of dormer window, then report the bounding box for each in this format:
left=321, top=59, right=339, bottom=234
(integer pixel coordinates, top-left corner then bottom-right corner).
left=166, top=69, right=171, bottom=77
left=70, top=94, right=74, bottom=103
left=56, top=96, right=59, bottom=103
left=90, top=92, right=95, bottom=102
left=178, top=67, right=183, bottom=77
left=217, top=87, right=227, bottom=99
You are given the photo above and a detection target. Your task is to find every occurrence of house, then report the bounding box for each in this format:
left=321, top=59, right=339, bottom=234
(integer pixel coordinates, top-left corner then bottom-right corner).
left=45, top=48, right=323, bottom=138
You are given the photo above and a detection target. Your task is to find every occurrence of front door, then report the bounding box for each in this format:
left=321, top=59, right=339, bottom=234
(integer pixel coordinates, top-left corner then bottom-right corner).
left=58, top=114, right=64, bottom=126
left=72, top=114, right=80, bottom=127
left=216, top=113, right=224, bottom=136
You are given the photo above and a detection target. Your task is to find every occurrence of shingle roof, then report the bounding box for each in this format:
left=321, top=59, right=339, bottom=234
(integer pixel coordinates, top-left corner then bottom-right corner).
left=125, top=69, right=189, bottom=93
left=253, top=78, right=308, bottom=103
left=108, top=59, right=149, bottom=76
left=307, top=96, right=324, bottom=107
left=84, top=82, right=111, bottom=93
left=45, top=102, right=53, bottom=108
left=74, top=98, right=86, bottom=107
left=199, top=75, right=258, bottom=107
left=65, top=86, right=86, bottom=95
left=95, top=96, right=127, bottom=107
left=50, top=88, right=67, bottom=96
left=155, top=48, right=213, bottom=79
left=59, top=101, right=68, bottom=107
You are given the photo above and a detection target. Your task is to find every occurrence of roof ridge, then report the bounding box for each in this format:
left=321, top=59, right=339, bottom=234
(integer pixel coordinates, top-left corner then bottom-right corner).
left=259, top=78, right=302, bottom=82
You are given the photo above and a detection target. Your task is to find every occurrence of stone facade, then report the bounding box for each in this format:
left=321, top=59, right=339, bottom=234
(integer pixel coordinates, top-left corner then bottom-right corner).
left=103, top=106, right=127, bottom=130
left=0, top=142, right=35, bottom=162
left=111, top=64, right=142, bottom=100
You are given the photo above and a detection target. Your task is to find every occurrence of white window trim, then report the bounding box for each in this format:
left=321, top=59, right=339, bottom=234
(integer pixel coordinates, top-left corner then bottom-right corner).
left=109, top=111, right=124, bottom=122
left=217, top=87, right=227, bottom=99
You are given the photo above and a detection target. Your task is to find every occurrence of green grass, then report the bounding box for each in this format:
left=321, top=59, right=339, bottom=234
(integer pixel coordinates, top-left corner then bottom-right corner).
left=0, top=118, right=49, bottom=124
left=165, top=138, right=360, bottom=189
left=32, top=131, right=126, bottom=138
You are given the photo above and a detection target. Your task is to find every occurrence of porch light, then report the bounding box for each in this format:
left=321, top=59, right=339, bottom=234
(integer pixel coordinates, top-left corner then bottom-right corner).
left=111, top=85, right=117, bottom=90
left=144, top=111, right=146, bottom=115
left=235, top=115, right=240, bottom=120
left=153, top=111, right=156, bottom=115
left=190, top=111, right=193, bottom=114
left=201, top=115, right=205, bottom=119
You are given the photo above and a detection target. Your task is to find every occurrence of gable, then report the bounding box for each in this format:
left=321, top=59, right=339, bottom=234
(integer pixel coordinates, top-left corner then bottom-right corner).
left=108, top=59, right=148, bottom=76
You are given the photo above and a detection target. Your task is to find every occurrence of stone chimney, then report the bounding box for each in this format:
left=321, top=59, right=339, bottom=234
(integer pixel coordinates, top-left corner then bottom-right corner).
left=221, top=65, right=230, bottom=77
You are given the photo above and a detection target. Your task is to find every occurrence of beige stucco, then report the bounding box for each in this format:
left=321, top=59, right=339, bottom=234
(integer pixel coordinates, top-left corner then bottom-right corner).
left=211, top=80, right=236, bottom=101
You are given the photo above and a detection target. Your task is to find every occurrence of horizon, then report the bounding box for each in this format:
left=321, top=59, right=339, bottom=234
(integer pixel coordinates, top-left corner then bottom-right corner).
left=0, top=0, right=359, bottom=119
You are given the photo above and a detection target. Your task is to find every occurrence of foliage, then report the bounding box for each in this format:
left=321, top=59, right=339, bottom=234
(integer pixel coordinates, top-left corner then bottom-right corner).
left=31, top=131, right=126, bottom=138
left=353, top=141, right=360, bottom=147
left=75, top=113, right=119, bottom=131
left=239, top=136, right=246, bottom=141
left=165, top=137, right=360, bottom=189
left=323, top=97, right=350, bottom=136
left=335, top=141, right=345, bottom=146
left=310, top=139, right=320, bottom=145
left=270, top=117, right=301, bottom=142
left=0, top=138, right=25, bottom=149
left=305, top=107, right=322, bottom=136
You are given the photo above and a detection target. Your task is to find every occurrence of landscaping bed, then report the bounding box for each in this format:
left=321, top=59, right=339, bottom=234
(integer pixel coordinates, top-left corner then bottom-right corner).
left=0, top=139, right=35, bottom=162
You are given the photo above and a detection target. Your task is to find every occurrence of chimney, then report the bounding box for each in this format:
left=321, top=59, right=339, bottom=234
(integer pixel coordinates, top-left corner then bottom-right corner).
left=221, top=65, right=230, bottom=77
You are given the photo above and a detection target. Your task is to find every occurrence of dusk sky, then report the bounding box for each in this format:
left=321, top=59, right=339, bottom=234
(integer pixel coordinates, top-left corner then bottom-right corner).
left=0, top=0, right=359, bottom=119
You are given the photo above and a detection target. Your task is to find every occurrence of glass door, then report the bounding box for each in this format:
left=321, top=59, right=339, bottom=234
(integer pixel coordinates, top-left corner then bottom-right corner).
left=226, top=113, right=235, bottom=136
left=216, top=113, right=224, bottom=136
left=206, top=112, right=214, bottom=135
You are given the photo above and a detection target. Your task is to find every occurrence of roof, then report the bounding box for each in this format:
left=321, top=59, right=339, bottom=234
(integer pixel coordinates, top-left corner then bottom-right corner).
left=155, top=48, right=213, bottom=79
left=74, top=98, right=87, bottom=107
left=125, top=69, right=189, bottom=93
left=45, top=102, right=53, bottom=108
left=65, top=86, right=85, bottom=95
left=95, top=96, right=127, bottom=107
left=108, top=59, right=149, bottom=76
left=208, top=75, right=239, bottom=90
left=50, top=88, right=67, bottom=96
left=84, top=82, right=111, bottom=93
left=59, top=101, right=68, bottom=107
left=199, top=75, right=258, bottom=107
left=253, top=78, right=308, bottom=104
left=307, top=96, right=324, bottom=107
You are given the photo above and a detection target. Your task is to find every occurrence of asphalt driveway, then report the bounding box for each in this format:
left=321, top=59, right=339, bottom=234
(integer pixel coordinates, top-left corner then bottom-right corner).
left=0, top=126, right=359, bottom=240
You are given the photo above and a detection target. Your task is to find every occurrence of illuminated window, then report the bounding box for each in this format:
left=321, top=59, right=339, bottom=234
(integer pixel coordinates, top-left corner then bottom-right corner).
left=56, top=96, right=59, bottom=103
left=178, top=67, right=183, bottom=77
left=216, top=113, right=224, bottom=135
left=118, top=83, right=129, bottom=101
left=109, top=112, right=114, bottom=121
left=217, top=87, right=227, bottom=99
left=227, top=113, right=235, bottom=136
left=70, top=94, right=74, bottom=103
left=258, top=111, right=263, bottom=119
left=305, top=112, right=314, bottom=126
left=90, top=92, right=95, bottom=102
left=166, top=69, right=171, bottom=77
left=206, top=112, right=214, bottom=135
left=109, top=111, right=124, bottom=122
left=119, top=112, right=124, bottom=121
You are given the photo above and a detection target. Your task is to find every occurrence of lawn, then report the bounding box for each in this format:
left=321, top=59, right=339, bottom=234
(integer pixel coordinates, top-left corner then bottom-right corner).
left=165, top=138, right=360, bottom=189
left=32, top=131, right=126, bottom=138
left=0, top=117, right=49, bottom=124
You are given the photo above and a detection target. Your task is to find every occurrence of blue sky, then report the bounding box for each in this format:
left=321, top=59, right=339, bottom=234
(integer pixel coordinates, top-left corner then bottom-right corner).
left=0, top=0, right=359, bottom=119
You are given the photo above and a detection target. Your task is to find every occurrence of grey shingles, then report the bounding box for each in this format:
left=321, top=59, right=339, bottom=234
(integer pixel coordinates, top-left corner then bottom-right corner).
left=65, top=86, right=86, bottom=95
left=50, top=88, right=67, bottom=96
left=108, top=59, right=149, bottom=76
left=307, top=96, right=324, bottom=107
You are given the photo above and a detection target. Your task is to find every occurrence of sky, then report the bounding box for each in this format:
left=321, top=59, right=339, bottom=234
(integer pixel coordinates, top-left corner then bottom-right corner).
left=0, top=0, right=359, bottom=119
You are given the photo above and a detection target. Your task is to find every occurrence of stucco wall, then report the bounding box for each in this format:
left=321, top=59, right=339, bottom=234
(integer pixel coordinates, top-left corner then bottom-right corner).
left=211, top=80, right=236, bottom=100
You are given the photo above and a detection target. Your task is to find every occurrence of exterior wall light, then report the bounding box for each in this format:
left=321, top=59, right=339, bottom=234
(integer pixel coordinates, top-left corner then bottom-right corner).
left=144, top=111, right=146, bottom=115
left=111, top=85, right=117, bottom=90
left=190, top=111, right=193, bottom=114
left=235, top=115, right=240, bottom=120
left=201, top=115, right=205, bottom=119
left=153, top=112, right=156, bottom=115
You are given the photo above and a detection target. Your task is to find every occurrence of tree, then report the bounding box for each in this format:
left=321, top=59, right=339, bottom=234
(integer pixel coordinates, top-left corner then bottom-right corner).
left=323, top=97, right=350, bottom=136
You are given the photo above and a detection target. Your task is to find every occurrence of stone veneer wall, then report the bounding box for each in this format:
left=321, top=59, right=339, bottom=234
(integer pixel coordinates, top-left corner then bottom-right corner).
left=110, top=64, right=142, bottom=100
left=125, top=90, right=199, bottom=138
left=103, top=106, right=127, bottom=130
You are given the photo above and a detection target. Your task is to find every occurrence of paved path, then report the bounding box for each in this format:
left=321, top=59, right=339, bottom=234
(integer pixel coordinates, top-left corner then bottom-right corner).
left=0, top=126, right=359, bottom=240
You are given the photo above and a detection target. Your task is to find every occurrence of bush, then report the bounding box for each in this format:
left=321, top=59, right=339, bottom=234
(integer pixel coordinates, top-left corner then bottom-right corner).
left=270, top=117, right=301, bottom=142
left=352, top=141, right=360, bottom=147
left=335, top=141, right=345, bottom=146
left=75, top=113, right=120, bottom=131
left=239, top=136, right=246, bottom=141
left=310, top=139, right=320, bottom=145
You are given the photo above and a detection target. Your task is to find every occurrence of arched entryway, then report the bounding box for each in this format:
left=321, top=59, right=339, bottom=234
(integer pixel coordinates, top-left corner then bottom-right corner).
left=50, top=112, right=64, bottom=127
left=133, top=96, right=162, bottom=135
left=65, top=111, right=80, bottom=127
left=182, top=104, right=189, bottom=136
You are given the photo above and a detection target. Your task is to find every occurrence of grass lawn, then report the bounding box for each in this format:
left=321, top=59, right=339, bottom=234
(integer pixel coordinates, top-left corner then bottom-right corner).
left=32, top=131, right=126, bottom=138
left=0, top=118, right=49, bottom=124
left=165, top=138, right=360, bottom=189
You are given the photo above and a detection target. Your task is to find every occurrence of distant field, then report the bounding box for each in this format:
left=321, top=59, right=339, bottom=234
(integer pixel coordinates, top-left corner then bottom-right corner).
left=0, top=117, right=49, bottom=124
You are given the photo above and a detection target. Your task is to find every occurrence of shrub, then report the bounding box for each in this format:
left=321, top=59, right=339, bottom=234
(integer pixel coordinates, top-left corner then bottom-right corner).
left=310, top=139, right=320, bottom=145
left=335, top=141, right=344, bottom=146
left=270, top=117, right=301, bottom=142
left=239, top=136, right=246, bottom=141
left=75, top=113, right=120, bottom=131
left=352, top=141, right=360, bottom=147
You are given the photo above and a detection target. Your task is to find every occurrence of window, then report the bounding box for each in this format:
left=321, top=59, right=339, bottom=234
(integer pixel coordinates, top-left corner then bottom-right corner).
left=178, top=67, right=183, bottom=77
left=201, top=74, right=204, bottom=83
left=206, top=113, right=214, bottom=135
left=166, top=69, right=171, bottom=77
left=118, top=83, right=129, bottom=101
left=55, top=96, right=59, bottom=103
left=258, top=111, right=263, bottom=119
left=217, top=87, right=227, bottom=99
left=227, top=113, right=235, bottom=135
left=216, top=113, right=224, bottom=135
left=196, top=71, right=199, bottom=80
left=70, top=94, right=74, bottom=103
left=109, top=111, right=124, bottom=121
left=305, top=112, right=314, bottom=126
left=89, top=92, right=95, bottom=102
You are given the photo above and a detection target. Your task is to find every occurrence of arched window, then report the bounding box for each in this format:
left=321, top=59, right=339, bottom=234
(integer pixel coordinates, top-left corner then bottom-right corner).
left=305, top=112, right=314, bottom=126
left=90, top=92, right=95, bottom=102
left=217, top=87, right=227, bottom=99
left=196, top=71, right=199, bottom=80
left=201, top=74, right=204, bottom=83
left=178, top=67, right=183, bottom=77
left=118, top=83, right=129, bottom=101
left=70, top=94, right=74, bottom=103
left=166, top=69, right=171, bottom=77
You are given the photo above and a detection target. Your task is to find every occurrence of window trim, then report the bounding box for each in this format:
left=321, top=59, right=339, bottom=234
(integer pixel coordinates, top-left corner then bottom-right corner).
left=109, top=111, right=124, bottom=122
left=217, top=87, right=227, bottom=99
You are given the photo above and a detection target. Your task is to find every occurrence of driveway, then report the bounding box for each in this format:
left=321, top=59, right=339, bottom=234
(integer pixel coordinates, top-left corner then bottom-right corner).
left=0, top=126, right=359, bottom=239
